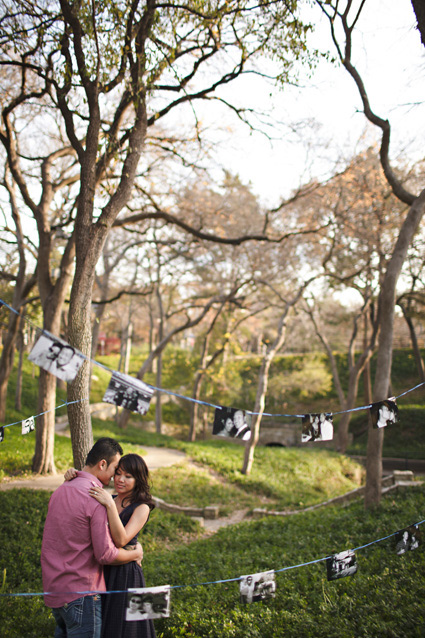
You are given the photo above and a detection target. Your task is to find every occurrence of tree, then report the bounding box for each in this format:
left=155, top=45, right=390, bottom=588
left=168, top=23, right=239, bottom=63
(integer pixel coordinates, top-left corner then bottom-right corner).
left=1, top=0, right=314, bottom=469
left=242, top=274, right=315, bottom=474
left=301, top=148, right=407, bottom=452
left=316, top=0, right=425, bottom=507
left=0, top=172, right=37, bottom=422
left=396, top=235, right=425, bottom=383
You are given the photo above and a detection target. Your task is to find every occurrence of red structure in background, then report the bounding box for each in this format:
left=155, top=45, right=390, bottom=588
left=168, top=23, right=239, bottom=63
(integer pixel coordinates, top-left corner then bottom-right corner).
left=97, top=332, right=121, bottom=355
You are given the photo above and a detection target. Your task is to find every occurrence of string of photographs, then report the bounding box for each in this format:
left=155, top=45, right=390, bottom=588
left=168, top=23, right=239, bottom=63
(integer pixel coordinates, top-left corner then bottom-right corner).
left=1, top=518, right=424, bottom=618
left=0, top=399, right=89, bottom=443
left=1, top=298, right=425, bottom=447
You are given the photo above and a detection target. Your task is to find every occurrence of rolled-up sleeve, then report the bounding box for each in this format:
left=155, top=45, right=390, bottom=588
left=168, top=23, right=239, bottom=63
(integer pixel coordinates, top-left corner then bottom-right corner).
left=90, top=504, right=119, bottom=565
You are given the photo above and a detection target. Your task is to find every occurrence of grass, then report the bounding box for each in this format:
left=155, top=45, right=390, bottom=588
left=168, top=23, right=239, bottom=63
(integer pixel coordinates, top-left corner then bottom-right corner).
left=1, top=347, right=424, bottom=636
left=147, top=483, right=425, bottom=638
left=347, top=403, right=425, bottom=459
left=1, top=485, right=424, bottom=637
left=0, top=416, right=364, bottom=515
left=0, top=488, right=202, bottom=638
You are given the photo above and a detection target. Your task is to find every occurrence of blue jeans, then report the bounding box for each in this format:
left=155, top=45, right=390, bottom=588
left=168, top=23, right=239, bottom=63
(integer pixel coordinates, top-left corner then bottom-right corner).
left=51, top=595, right=102, bottom=638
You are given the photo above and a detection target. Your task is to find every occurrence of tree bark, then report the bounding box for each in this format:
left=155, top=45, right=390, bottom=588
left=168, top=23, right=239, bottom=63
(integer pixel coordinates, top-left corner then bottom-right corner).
left=306, top=302, right=377, bottom=453
left=32, top=371, right=57, bottom=474
left=189, top=332, right=212, bottom=442
left=242, top=351, right=277, bottom=475
left=399, top=304, right=425, bottom=383
left=365, top=188, right=425, bottom=507
left=14, top=328, right=25, bottom=411
left=242, top=311, right=290, bottom=475
left=0, top=308, right=21, bottom=422
left=67, top=225, right=106, bottom=469
left=0, top=175, right=34, bottom=422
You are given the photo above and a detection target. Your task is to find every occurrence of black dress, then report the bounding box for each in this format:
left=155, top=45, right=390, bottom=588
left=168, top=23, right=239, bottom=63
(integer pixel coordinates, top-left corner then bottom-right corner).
left=102, top=500, right=156, bottom=638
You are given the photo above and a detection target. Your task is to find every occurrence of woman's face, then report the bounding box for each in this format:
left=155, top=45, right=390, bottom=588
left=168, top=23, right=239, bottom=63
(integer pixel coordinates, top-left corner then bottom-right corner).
left=129, top=596, right=142, bottom=610
left=114, top=466, right=136, bottom=498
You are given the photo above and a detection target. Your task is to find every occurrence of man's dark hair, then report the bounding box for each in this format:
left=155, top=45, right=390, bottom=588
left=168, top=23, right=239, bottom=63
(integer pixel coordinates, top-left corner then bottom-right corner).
left=85, top=437, right=123, bottom=467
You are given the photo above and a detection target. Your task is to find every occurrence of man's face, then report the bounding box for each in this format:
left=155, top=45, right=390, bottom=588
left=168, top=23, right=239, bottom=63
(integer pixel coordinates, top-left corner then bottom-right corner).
left=56, top=347, right=74, bottom=367
left=99, top=453, right=121, bottom=486
left=234, top=411, right=244, bottom=428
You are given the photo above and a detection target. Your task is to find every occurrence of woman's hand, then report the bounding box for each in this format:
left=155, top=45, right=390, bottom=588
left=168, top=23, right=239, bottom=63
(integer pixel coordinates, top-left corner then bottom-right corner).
left=89, top=483, right=115, bottom=508
left=64, top=468, right=78, bottom=482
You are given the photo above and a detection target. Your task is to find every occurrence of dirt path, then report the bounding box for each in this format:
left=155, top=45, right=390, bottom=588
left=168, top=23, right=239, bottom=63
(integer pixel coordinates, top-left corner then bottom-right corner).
left=0, top=447, right=244, bottom=532
left=0, top=446, right=187, bottom=492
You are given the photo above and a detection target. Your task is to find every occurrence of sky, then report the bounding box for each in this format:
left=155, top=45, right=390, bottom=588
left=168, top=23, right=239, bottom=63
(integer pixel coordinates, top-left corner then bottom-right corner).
left=207, top=0, right=425, bottom=207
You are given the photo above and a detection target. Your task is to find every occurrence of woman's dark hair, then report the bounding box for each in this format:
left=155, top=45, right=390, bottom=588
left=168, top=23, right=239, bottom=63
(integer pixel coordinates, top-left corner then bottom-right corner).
left=117, top=453, right=155, bottom=510
left=86, top=437, right=123, bottom=467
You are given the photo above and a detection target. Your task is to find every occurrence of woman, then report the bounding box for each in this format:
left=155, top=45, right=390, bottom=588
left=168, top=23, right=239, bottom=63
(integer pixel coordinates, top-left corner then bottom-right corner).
left=65, top=453, right=156, bottom=638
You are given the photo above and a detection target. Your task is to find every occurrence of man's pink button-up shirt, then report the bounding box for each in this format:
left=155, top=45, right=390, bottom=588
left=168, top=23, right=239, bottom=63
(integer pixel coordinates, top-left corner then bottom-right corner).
left=41, top=471, right=119, bottom=608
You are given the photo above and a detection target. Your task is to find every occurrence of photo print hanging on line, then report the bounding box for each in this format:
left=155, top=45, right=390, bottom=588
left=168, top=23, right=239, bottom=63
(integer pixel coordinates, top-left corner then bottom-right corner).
left=301, top=413, right=333, bottom=443
left=0, top=427, right=4, bottom=443
left=213, top=406, right=252, bottom=441
left=126, top=585, right=171, bottom=621
left=21, top=416, right=35, bottom=435
left=103, top=371, right=154, bottom=415
left=395, top=524, right=422, bottom=555
left=28, top=333, right=85, bottom=383
left=369, top=398, right=399, bottom=429
left=239, top=570, right=276, bottom=604
left=326, top=549, right=358, bottom=581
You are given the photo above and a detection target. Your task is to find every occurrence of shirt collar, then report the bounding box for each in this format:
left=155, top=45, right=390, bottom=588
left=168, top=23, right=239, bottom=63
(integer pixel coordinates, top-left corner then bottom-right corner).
left=78, top=470, right=103, bottom=487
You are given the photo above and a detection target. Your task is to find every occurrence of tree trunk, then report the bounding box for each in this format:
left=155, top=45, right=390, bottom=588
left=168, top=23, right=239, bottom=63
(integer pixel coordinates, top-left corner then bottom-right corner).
left=14, top=328, right=24, bottom=411
left=365, top=189, right=425, bottom=508
left=32, top=371, right=57, bottom=474
left=155, top=351, right=163, bottom=434
left=400, top=305, right=425, bottom=382
left=242, top=315, right=289, bottom=475
left=91, top=306, right=105, bottom=361
left=31, top=301, right=67, bottom=474
left=242, top=354, right=274, bottom=475
left=67, top=239, right=102, bottom=468
left=307, top=303, right=376, bottom=454
left=0, top=309, right=21, bottom=422
left=67, top=312, right=95, bottom=469
left=116, top=294, right=229, bottom=429
left=124, top=322, right=133, bottom=376
left=32, top=246, right=75, bottom=473
left=189, top=333, right=212, bottom=442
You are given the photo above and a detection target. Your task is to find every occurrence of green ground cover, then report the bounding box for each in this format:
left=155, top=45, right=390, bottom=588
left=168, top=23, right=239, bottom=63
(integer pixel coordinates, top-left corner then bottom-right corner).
left=1, top=346, right=424, bottom=636
left=0, top=418, right=363, bottom=514
left=1, top=485, right=424, bottom=637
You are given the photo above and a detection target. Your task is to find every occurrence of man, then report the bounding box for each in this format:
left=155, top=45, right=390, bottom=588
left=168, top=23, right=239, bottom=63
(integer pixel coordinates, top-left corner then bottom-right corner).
left=54, top=344, right=76, bottom=370
left=36, top=340, right=62, bottom=372
left=41, top=437, right=143, bottom=638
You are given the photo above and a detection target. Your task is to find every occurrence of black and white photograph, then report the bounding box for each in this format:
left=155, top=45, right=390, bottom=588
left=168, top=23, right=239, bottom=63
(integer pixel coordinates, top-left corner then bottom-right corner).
left=395, top=525, right=422, bottom=555
left=125, top=586, right=170, bottom=621
left=302, top=413, right=334, bottom=443
left=103, top=371, right=154, bottom=415
left=370, top=398, right=399, bottom=429
left=21, top=416, right=35, bottom=435
left=239, top=570, right=276, bottom=604
left=0, top=426, right=4, bottom=443
left=326, top=549, right=358, bottom=581
left=213, top=407, right=252, bottom=441
left=28, top=333, right=84, bottom=383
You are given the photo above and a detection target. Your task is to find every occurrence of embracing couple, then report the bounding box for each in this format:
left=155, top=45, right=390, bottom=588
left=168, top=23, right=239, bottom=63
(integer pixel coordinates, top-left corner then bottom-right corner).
left=41, top=437, right=156, bottom=638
